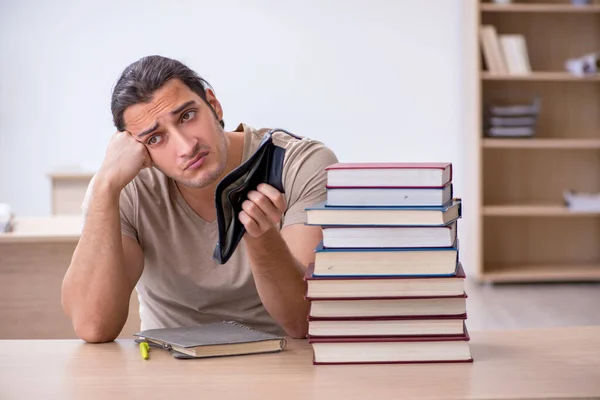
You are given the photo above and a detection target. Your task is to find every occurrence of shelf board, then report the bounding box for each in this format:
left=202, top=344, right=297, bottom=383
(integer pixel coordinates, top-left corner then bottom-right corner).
left=482, top=138, right=600, bottom=149
left=480, top=3, right=600, bottom=13
left=483, top=204, right=600, bottom=217
left=481, top=264, right=600, bottom=283
left=481, top=72, right=600, bottom=81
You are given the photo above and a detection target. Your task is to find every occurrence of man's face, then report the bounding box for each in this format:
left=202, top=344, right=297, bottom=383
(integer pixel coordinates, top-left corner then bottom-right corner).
left=123, top=79, right=228, bottom=188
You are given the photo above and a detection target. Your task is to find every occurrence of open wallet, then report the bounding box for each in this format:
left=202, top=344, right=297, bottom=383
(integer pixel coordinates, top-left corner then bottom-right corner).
left=212, top=128, right=299, bottom=264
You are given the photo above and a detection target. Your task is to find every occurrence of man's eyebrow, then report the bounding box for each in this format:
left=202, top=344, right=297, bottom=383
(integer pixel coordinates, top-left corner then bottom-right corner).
left=171, top=100, right=196, bottom=115
left=136, top=100, right=197, bottom=138
left=138, top=122, right=159, bottom=138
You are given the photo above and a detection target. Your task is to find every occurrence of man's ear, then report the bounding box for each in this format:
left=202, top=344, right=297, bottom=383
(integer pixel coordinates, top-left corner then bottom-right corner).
left=205, top=88, right=224, bottom=125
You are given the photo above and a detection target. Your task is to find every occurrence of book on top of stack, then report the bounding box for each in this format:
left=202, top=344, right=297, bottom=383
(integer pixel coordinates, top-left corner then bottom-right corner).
left=304, top=162, right=472, bottom=365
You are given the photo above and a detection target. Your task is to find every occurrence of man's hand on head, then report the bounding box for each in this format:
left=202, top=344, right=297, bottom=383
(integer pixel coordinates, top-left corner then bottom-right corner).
left=97, top=131, right=152, bottom=193
left=239, top=183, right=287, bottom=238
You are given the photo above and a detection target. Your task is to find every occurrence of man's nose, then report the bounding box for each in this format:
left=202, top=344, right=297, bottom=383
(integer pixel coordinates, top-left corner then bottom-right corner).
left=172, top=128, right=198, bottom=158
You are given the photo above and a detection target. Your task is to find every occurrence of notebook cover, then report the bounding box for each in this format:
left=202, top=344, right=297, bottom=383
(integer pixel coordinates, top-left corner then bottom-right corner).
left=133, top=321, right=285, bottom=349
left=304, top=262, right=466, bottom=281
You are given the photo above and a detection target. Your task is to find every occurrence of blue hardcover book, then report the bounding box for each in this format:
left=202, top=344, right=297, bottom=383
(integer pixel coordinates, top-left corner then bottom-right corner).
left=313, top=242, right=459, bottom=277
left=305, top=198, right=462, bottom=227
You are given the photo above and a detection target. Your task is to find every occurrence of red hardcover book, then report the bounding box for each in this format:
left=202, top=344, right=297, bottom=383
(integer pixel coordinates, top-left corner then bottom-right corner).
left=325, top=162, right=452, bottom=188
left=304, top=262, right=466, bottom=299
left=307, top=293, right=468, bottom=318
left=307, top=313, right=468, bottom=338
left=309, top=324, right=473, bottom=364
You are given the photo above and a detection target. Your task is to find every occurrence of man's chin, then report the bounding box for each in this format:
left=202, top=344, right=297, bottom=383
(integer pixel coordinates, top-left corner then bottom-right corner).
left=171, top=169, right=225, bottom=189
left=156, top=156, right=227, bottom=190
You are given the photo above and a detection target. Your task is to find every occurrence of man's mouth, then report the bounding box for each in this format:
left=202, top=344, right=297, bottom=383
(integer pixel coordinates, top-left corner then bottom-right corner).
left=184, top=152, right=208, bottom=170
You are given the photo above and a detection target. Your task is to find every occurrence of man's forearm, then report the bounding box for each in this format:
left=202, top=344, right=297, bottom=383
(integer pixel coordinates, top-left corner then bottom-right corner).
left=244, top=229, right=309, bottom=338
left=61, top=178, right=131, bottom=342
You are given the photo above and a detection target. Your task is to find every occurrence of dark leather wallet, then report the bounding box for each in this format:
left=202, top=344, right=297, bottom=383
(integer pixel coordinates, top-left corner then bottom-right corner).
left=212, top=129, right=299, bottom=264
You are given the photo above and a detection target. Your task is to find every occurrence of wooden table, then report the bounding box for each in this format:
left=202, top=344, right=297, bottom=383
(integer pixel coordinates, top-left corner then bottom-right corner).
left=0, top=216, right=140, bottom=339
left=0, top=326, right=598, bottom=399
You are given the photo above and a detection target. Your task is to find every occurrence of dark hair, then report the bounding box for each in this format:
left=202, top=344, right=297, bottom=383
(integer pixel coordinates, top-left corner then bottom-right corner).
left=111, top=55, right=224, bottom=131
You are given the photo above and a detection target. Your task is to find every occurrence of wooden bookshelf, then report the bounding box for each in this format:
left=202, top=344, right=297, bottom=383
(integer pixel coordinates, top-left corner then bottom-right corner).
left=469, top=1, right=600, bottom=283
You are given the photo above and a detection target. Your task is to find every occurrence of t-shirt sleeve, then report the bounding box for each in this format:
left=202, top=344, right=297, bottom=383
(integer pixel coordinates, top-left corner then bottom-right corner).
left=281, top=141, right=339, bottom=228
left=80, top=175, right=139, bottom=242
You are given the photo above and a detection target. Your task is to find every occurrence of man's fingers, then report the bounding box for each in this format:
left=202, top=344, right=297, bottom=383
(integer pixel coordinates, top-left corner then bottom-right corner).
left=241, top=199, right=269, bottom=230
left=239, top=211, right=260, bottom=237
left=256, top=184, right=286, bottom=212
left=247, top=190, right=280, bottom=224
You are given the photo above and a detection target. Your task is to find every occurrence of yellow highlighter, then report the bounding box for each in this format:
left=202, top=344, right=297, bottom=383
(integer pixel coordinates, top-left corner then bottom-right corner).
left=139, top=341, right=149, bottom=360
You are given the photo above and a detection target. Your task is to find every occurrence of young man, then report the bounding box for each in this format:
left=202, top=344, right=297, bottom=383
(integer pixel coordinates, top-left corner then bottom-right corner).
left=61, top=55, right=338, bottom=343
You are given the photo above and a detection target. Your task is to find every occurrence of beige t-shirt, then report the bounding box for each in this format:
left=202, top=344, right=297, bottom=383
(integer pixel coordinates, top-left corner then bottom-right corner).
left=82, top=123, right=338, bottom=335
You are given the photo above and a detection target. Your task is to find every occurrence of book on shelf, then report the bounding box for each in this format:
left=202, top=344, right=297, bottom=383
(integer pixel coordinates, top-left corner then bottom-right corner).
left=479, top=25, right=531, bottom=76
left=325, top=162, right=452, bottom=188
left=488, top=116, right=537, bottom=127
left=499, top=34, right=531, bottom=75
left=479, top=25, right=508, bottom=75
left=309, top=326, right=473, bottom=364
left=486, top=126, right=536, bottom=138
left=486, top=96, right=540, bottom=117
left=484, top=94, right=540, bottom=138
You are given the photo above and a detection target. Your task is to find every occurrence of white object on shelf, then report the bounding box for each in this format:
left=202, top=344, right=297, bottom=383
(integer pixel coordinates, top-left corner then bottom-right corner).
left=565, top=52, right=600, bottom=77
left=564, top=190, right=600, bottom=212
left=0, top=204, right=14, bottom=232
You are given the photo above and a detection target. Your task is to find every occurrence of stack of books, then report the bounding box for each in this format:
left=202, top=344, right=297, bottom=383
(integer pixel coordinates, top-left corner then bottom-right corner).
left=304, top=162, right=472, bottom=365
left=484, top=95, right=540, bottom=138
left=479, top=25, right=531, bottom=76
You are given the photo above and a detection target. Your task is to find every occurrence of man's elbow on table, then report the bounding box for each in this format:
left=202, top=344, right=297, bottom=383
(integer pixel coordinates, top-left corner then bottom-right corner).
left=283, top=318, right=309, bottom=340
left=72, top=317, right=121, bottom=343
left=61, top=288, right=120, bottom=343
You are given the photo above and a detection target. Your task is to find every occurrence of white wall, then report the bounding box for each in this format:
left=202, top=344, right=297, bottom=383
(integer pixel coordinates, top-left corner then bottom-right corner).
left=0, top=0, right=468, bottom=224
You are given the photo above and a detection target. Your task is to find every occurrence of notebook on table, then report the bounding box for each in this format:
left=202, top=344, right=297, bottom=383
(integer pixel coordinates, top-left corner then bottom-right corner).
left=134, top=321, right=287, bottom=359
